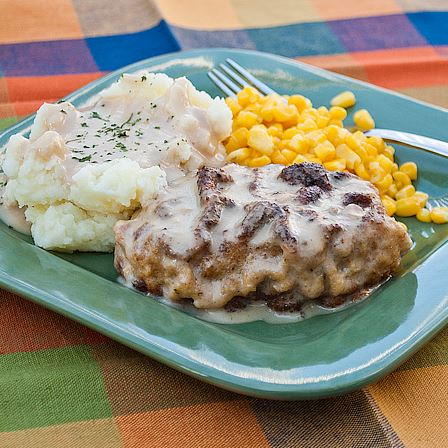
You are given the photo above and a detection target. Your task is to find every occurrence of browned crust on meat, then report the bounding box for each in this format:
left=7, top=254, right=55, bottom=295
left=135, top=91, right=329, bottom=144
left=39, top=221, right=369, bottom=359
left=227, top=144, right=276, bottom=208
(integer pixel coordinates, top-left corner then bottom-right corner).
left=114, top=163, right=412, bottom=309
left=279, top=162, right=332, bottom=191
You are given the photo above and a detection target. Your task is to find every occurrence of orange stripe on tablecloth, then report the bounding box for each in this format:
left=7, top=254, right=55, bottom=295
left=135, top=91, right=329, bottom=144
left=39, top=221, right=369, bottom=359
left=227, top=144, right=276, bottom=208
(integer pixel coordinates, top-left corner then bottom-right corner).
left=0, top=77, right=10, bottom=105
left=368, top=365, right=448, bottom=448
left=154, top=0, right=242, bottom=30
left=311, top=0, right=401, bottom=21
left=350, top=46, right=448, bottom=89
left=296, top=53, right=369, bottom=81
left=0, top=292, right=109, bottom=354
left=435, top=45, right=448, bottom=58
left=298, top=47, right=448, bottom=90
left=397, top=84, right=448, bottom=109
left=0, top=102, right=15, bottom=119
left=0, top=417, right=122, bottom=448
left=115, top=401, right=271, bottom=448
left=0, top=0, right=83, bottom=44
left=229, top=0, right=320, bottom=28
left=5, top=72, right=104, bottom=104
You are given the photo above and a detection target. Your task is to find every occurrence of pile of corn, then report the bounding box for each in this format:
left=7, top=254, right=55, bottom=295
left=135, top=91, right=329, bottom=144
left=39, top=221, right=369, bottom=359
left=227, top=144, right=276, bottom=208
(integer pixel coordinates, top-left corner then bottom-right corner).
left=225, top=86, right=448, bottom=224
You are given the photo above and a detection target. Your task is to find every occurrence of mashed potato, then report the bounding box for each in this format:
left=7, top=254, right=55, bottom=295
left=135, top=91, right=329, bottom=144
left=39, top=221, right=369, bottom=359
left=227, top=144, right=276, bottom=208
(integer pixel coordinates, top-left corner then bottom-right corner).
left=1, top=72, right=232, bottom=252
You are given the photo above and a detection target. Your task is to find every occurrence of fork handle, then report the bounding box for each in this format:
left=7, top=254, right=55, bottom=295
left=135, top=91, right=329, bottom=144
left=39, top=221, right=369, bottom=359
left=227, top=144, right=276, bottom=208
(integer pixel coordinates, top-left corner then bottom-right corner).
left=365, top=129, right=448, bottom=158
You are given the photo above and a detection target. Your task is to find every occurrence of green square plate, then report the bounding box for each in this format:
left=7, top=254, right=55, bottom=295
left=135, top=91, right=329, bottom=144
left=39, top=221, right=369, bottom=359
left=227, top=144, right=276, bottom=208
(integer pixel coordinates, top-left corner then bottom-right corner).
left=1, top=49, right=447, bottom=400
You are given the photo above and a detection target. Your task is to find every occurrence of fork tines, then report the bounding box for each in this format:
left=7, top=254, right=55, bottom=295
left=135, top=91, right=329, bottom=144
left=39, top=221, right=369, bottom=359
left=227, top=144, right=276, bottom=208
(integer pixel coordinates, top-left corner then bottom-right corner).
left=208, top=58, right=277, bottom=97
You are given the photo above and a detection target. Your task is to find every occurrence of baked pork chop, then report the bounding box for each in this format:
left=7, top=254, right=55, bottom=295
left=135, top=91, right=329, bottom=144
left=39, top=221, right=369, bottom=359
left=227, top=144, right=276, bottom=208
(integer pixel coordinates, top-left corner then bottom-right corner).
left=114, top=163, right=412, bottom=310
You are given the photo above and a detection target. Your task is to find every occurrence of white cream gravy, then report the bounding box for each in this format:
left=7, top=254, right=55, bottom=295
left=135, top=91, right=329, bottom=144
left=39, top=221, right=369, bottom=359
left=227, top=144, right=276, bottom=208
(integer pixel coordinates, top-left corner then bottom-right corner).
left=0, top=203, right=30, bottom=234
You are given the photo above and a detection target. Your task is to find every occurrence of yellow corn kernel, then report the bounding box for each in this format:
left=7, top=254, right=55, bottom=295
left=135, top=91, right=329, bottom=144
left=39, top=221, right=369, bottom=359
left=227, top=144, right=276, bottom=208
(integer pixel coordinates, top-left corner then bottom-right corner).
left=354, top=161, right=370, bottom=180
left=267, top=125, right=282, bottom=138
left=244, top=103, right=262, bottom=116
left=329, top=106, right=347, bottom=121
left=236, top=110, right=259, bottom=128
left=328, top=119, right=344, bottom=127
left=353, top=130, right=367, bottom=142
left=383, top=145, right=395, bottom=160
left=414, top=191, right=428, bottom=208
left=353, top=109, right=375, bottom=130
left=382, top=197, right=397, bottom=216
left=350, top=143, right=369, bottom=164
left=416, top=208, right=432, bottom=223
left=225, top=97, right=242, bottom=116
left=293, top=154, right=308, bottom=164
left=281, top=149, right=298, bottom=164
left=289, top=134, right=310, bottom=154
left=317, top=105, right=329, bottom=116
left=391, top=163, right=399, bottom=173
left=226, top=128, right=249, bottom=151
left=271, top=150, right=288, bottom=165
left=336, top=127, right=351, bottom=146
left=345, top=133, right=362, bottom=151
left=387, top=184, right=398, bottom=199
left=271, top=122, right=284, bottom=131
left=314, top=141, right=336, bottom=162
left=247, top=155, right=271, bottom=167
left=399, top=162, right=417, bottom=180
left=272, top=136, right=281, bottom=147
left=260, top=106, right=275, bottom=122
left=316, top=115, right=330, bottom=128
left=330, top=91, right=356, bottom=108
left=324, top=125, right=340, bottom=143
left=369, top=161, right=382, bottom=178
left=282, top=118, right=299, bottom=130
left=283, top=127, right=300, bottom=139
left=375, top=174, right=393, bottom=193
left=276, top=140, right=289, bottom=150
left=297, top=118, right=318, bottom=132
left=363, top=143, right=378, bottom=160
left=367, top=136, right=385, bottom=152
left=324, top=159, right=346, bottom=171
left=392, top=171, right=411, bottom=187
left=396, top=185, right=416, bottom=200
left=224, top=138, right=237, bottom=153
left=377, top=154, right=394, bottom=173
left=307, top=130, right=327, bottom=147
left=336, top=144, right=361, bottom=170
left=288, top=94, right=311, bottom=112
left=237, top=86, right=259, bottom=107
left=247, top=125, right=274, bottom=155
left=232, top=127, right=249, bottom=146
left=303, top=108, right=319, bottom=120
left=395, top=197, right=420, bottom=217
left=226, top=147, right=251, bottom=163
left=273, top=105, right=297, bottom=122
left=430, top=207, right=448, bottom=224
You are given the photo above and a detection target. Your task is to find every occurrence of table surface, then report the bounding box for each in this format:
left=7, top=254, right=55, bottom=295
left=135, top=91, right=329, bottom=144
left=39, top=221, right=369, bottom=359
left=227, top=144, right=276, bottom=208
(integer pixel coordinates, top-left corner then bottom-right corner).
left=1, top=1, right=448, bottom=447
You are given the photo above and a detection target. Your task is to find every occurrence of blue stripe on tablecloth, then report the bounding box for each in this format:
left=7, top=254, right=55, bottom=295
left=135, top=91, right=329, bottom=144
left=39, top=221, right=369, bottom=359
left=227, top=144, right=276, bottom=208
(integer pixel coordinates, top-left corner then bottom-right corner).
left=327, top=14, right=427, bottom=52
left=0, top=21, right=179, bottom=76
left=407, top=12, right=448, bottom=46
left=172, top=27, right=256, bottom=51
left=2, top=12, right=447, bottom=77
left=172, top=21, right=345, bottom=57
left=86, top=20, right=180, bottom=71
left=0, top=39, right=98, bottom=76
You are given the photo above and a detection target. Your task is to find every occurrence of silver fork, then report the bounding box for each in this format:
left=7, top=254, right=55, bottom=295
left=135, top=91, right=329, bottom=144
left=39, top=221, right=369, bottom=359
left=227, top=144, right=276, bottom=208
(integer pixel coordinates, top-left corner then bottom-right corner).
left=208, top=59, right=448, bottom=208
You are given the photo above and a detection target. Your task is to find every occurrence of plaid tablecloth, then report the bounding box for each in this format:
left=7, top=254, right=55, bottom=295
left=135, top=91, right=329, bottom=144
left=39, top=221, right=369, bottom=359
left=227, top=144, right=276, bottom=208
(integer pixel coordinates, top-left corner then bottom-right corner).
left=1, top=1, right=448, bottom=447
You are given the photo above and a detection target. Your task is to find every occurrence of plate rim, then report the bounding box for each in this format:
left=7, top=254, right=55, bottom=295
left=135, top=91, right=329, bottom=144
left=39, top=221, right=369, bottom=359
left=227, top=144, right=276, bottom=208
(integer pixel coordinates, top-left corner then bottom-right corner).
left=1, top=47, right=447, bottom=400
